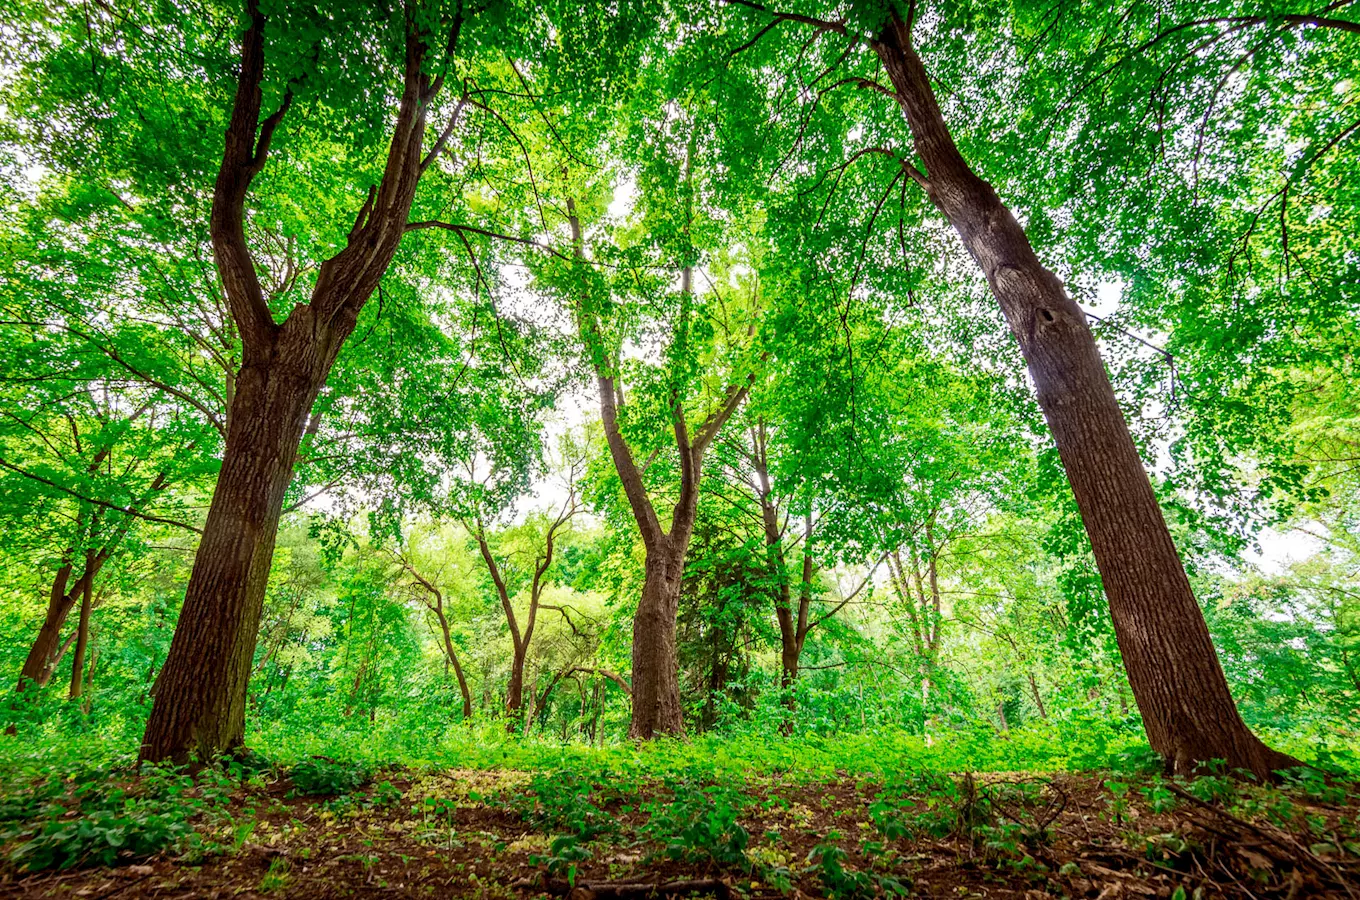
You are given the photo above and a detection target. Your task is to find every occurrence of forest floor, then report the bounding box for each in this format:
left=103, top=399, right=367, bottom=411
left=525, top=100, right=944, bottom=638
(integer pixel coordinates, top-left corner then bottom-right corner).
left=2, top=757, right=1359, bottom=900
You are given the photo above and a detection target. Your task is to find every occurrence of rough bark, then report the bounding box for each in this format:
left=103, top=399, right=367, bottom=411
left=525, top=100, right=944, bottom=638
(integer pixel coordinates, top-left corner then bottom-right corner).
left=630, top=542, right=687, bottom=738
left=873, top=10, right=1298, bottom=779
left=140, top=3, right=457, bottom=762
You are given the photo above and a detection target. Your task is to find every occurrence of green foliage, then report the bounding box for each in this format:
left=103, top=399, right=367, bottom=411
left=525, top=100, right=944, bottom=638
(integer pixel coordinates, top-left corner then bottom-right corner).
left=1, top=0, right=1359, bottom=869
left=287, top=758, right=371, bottom=797
left=641, top=781, right=753, bottom=870
left=0, top=763, right=233, bottom=871
left=505, top=770, right=622, bottom=840
left=808, top=835, right=911, bottom=900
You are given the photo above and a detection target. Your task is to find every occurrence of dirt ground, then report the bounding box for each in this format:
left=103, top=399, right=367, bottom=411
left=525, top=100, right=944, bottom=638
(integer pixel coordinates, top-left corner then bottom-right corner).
left=3, top=768, right=1358, bottom=899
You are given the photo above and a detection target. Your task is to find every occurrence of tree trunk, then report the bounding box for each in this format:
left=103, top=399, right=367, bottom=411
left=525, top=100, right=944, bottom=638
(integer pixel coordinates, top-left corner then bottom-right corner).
left=79, top=646, right=97, bottom=714
left=434, top=606, right=473, bottom=720
left=68, top=557, right=94, bottom=701
left=17, top=563, right=77, bottom=690
left=873, top=11, right=1297, bottom=779
left=507, top=646, right=527, bottom=726
left=142, top=360, right=323, bottom=761
left=138, top=0, right=455, bottom=762
left=471, top=527, right=530, bottom=729
left=629, top=543, right=686, bottom=739
left=1028, top=672, right=1048, bottom=721
left=569, top=192, right=749, bottom=741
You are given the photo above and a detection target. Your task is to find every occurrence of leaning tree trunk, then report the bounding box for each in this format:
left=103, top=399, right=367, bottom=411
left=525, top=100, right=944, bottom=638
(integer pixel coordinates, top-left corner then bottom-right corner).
left=629, top=542, right=686, bottom=739
left=17, top=563, right=79, bottom=690
left=141, top=345, right=330, bottom=761
left=873, top=12, right=1297, bottom=779
left=449, top=645, right=473, bottom=721
left=68, top=557, right=94, bottom=701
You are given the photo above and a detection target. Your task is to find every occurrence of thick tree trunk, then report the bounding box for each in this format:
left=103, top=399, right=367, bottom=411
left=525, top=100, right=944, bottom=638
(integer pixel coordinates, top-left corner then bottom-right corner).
left=874, top=13, right=1297, bottom=779
left=629, top=543, right=686, bottom=739
left=138, top=0, right=451, bottom=761
left=141, top=355, right=324, bottom=761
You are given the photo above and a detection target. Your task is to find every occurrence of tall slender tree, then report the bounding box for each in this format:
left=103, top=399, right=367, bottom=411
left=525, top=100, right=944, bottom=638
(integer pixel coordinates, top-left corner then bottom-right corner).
left=570, top=206, right=755, bottom=736
left=712, top=0, right=1299, bottom=776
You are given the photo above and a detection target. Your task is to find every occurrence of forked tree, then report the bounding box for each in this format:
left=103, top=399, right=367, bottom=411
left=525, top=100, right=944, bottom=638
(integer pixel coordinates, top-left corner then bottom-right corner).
left=466, top=478, right=582, bottom=728
left=568, top=200, right=756, bottom=738
left=140, top=0, right=473, bottom=762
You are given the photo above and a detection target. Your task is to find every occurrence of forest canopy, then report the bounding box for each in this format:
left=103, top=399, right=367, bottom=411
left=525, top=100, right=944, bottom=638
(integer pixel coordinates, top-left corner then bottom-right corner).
left=0, top=0, right=1358, bottom=896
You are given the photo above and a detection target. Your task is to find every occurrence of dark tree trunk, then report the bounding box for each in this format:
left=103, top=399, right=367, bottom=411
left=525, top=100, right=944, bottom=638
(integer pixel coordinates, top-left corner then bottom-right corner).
left=873, top=11, right=1297, bottom=779
left=630, top=543, right=686, bottom=739
left=18, top=548, right=107, bottom=691
left=18, top=563, right=77, bottom=690
left=142, top=363, right=322, bottom=760
left=68, top=556, right=94, bottom=700
left=507, top=650, right=526, bottom=723
left=140, top=0, right=457, bottom=761
left=427, top=580, right=474, bottom=720
left=750, top=428, right=814, bottom=733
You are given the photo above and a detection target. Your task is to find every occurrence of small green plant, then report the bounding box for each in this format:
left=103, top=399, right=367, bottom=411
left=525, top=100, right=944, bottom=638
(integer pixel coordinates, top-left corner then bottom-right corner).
left=1182, top=771, right=1235, bottom=805
left=1281, top=767, right=1350, bottom=804
left=808, top=835, right=909, bottom=900
left=1140, top=777, right=1178, bottom=813
left=322, top=779, right=403, bottom=815
left=641, top=781, right=752, bottom=870
left=529, top=833, right=593, bottom=885
left=288, top=758, right=370, bottom=797
left=259, top=857, right=291, bottom=892
left=1103, top=780, right=1131, bottom=825
left=415, top=797, right=460, bottom=849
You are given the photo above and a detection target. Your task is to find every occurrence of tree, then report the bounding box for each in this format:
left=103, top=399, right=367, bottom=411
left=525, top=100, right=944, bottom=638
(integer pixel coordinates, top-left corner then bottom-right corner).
left=867, top=3, right=1297, bottom=778
left=0, top=163, right=226, bottom=695
left=709, top=0, right=1299, bottom=776
left=562, top=194, right=761, bottom=737
left=395, top=550, right=473, bottom=720
left=140, top=0, right=479, bottom=761
left=465, top=448, right=583, bottom=728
